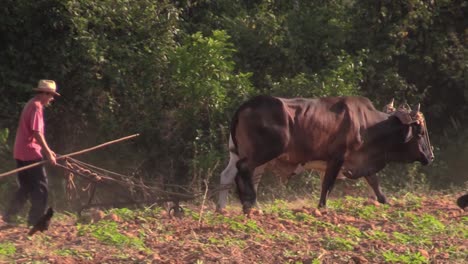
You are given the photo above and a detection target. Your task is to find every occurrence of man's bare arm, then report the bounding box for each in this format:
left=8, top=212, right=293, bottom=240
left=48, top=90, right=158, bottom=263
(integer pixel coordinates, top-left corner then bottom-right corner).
left=33, top=131, right=57, bottom=165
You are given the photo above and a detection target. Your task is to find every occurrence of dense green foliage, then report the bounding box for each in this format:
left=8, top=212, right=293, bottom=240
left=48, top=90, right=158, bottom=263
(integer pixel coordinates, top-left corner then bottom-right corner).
left=0, top=0, right=466, bottom=207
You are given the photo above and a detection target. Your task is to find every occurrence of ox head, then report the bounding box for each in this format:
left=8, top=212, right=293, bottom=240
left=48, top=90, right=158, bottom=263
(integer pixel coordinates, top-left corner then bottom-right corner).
left=386, top=101, right=434, bottom=165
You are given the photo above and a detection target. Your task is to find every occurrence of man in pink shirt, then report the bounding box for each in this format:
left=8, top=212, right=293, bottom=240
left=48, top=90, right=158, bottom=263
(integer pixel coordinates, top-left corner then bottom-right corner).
left=2, top=80, right=59, bottom=226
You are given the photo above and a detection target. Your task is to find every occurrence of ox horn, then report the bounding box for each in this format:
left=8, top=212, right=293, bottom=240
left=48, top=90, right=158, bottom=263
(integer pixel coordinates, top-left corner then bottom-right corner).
left=411, top=103, right=423, bottom=123
left=414, top=103, right=420, bottom=112
left=383, top=98, right=395, bottom=113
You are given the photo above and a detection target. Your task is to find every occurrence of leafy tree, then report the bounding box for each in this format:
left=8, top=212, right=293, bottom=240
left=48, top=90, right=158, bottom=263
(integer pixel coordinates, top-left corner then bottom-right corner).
left=0, top=0, right=466, bottom=201
left=269, top=51, right=365, bottom=97
left=166, top=30, right=254, bottom=185
left=350, top=0, right=467, bottom=121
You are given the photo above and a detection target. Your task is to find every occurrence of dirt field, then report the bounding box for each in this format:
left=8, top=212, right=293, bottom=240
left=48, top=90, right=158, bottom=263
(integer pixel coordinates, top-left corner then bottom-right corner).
left=0, top=192, right=466, bottom=263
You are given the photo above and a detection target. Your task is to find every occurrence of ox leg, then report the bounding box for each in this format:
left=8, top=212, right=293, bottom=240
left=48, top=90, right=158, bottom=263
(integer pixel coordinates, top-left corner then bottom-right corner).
left=318, top=159, right=343, bottom=208
left=252, top=164, right=266, bottom=192
left=216, top=151, right=239, bottom=212
left=235, top=158, right=256, bottom=214
left=251, top=164, right=267, bottom=212
left=364, top=174, right=387, bottom=204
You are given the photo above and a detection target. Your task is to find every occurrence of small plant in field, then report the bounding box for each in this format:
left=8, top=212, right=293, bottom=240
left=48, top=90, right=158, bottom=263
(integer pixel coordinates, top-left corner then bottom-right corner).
left=265, top=200, right=311, bottom=221
left=108, top=208, right=136, bottom=221
left=29, top=233, right=54, bottom=249
left=207, top=237, right=220, bottom=244
left=222, top=237, right=248, bottom=247
left=342, top=225, right=363, bottom=238
left=295, top=212, right=316, bottom=223
left=341, top=196, right=389, bottom=220
left=142, top=206, right=164, bottom=217
left=244, top=219, right=265, bottom=234
left=363, top=230, right=388, bottom=241
left=382, top=250, right=428, bottom=264
left=282, top=249, right=299, bottom=258
left=391, top=232, right=432, bottom=246
left=264, top=199, right=288, bottom=215
left=278, top=209, right=296, bottom=220
left=185, top=208, right=201, bottom=221
left=391, top=231, right=411, bottom=244
left=53, top=211, right=77, bottom=222
left=0, top=242, right=16, bottom=257
left=401, top=193, right=423, bottom=209
left=77, top=221, right=147, bottom=250
left=322, top=236, right=357, bottom=251
left=357, top=205, right=379, bottom=220
left=232, top=218, right=264, bottom=234
left=444, top=220, right=468, bottom=238
left=391, top=211, right=420, bottom=226
left=344, top=195, right=366, bottom=204
left=309, top=219, right=338, bottom=232
left=412, top=214, right=445, bottom=234
left=327, top=199, right=345, bottom=209
left=274, top=231, right=300, bottom=243
left=210, top=214, right=264, bottom=234
left=54, top=249, right=93, bottom=260
left=443, top=245, right=468, bottom=260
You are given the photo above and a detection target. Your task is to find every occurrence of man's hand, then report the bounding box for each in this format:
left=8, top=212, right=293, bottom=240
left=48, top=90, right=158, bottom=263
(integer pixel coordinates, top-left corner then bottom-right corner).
left=47, top=151, right=57, bottom=166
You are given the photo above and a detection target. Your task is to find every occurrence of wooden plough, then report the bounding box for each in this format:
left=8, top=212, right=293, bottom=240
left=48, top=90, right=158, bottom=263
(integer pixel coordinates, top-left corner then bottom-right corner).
left=0, top=134, right=228, bottom=216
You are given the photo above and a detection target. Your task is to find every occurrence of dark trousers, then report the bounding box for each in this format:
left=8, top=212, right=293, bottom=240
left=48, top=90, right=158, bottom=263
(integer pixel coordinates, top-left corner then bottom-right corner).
left=4, top=159, right=48, bottom=225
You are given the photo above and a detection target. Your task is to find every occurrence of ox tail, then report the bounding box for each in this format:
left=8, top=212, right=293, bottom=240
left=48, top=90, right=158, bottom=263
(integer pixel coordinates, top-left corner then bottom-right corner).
left=229, top=102, right=242, bottom=155
left=235, top=158, right=256, bottom=213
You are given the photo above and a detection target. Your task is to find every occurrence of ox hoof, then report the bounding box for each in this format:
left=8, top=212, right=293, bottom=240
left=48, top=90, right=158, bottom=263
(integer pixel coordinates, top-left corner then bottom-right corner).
left=169, top=206, right=184, bottom=218
left=377, top=196, right=388, bottom=204
left=317, top=202, right=326, bottom=209
left=243, top=208, right=252, bottom=215
left=242, top=203, right=254, bottom=215
left=215, top=207, right=228, bottom=215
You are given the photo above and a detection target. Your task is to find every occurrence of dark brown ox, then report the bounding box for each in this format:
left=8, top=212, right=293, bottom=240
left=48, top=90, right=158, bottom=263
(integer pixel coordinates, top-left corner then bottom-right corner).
left=217, top=95, right=434, bottom=213
left=456, top=194, right=468, bottom=210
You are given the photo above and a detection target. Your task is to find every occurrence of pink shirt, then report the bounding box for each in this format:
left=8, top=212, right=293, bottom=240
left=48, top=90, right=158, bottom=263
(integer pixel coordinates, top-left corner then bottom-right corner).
left=13, top=98, right=45, bottom=161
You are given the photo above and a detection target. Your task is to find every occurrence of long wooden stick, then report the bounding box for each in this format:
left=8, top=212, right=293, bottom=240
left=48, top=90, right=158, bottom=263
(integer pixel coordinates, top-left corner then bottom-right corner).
left=0, top=133, right=140, bottom=179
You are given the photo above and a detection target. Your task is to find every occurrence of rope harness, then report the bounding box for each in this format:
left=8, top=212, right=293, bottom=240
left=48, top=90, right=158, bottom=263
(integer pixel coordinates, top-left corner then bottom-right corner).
left=55, top=157, right=233, bottom=214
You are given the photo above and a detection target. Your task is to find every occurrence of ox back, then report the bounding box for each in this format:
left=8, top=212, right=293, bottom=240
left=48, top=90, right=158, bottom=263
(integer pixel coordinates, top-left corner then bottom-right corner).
left=217, top=95, right=434, bottom=213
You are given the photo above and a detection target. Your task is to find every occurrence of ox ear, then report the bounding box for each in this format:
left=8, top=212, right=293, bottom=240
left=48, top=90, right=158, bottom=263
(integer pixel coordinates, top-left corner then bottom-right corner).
left=403, top=125, right=414, bottom=143
left=404, top=126, right=413, bottom=143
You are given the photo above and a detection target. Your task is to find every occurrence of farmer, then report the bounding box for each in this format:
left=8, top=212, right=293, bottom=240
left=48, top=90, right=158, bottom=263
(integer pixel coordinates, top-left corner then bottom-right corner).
left=2, top=80, right=59, bottom=226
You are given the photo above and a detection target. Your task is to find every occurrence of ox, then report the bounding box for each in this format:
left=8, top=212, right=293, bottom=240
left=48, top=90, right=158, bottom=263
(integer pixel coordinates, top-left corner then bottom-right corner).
left=217, top=95, right=434, bottom=213
left=457, top=194, right=468, bottom=210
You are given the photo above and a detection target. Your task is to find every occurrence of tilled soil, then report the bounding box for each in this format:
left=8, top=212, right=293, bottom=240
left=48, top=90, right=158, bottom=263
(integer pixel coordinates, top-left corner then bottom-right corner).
left=0, top=192, right=466, bottom=263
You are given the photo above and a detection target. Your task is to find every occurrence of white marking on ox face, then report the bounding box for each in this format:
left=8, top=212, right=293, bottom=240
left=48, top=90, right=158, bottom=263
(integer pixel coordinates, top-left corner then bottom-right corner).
left=217, top=135, right=239, bottom=211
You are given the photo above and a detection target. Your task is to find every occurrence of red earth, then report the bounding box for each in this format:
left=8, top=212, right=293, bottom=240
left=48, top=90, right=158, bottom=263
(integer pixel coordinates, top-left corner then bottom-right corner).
left=0, top=191, right=466, bottom=263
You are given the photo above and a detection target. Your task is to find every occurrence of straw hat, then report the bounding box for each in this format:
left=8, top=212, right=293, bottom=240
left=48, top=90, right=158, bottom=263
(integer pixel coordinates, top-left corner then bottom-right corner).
left=33, top=79, right=61, bottom=96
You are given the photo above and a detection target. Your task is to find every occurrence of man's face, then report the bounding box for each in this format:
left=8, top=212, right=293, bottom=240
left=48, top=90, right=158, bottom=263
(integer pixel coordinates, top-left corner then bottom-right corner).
left=39, top=92, right=55, bottom=106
